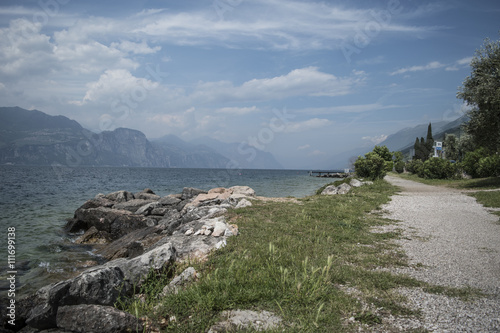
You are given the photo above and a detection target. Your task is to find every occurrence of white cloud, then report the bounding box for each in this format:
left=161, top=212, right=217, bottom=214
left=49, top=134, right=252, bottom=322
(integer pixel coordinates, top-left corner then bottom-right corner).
left=131, top=0, right=435, bottom=50
left=192, top=67, right=364, bottom=104
left=284, top=118, right=332, bottom=133
left=80, top=69, right=159, bottom=104
left=216, top=106, right=258, bottom=115
left=296, top=103, right=402, bottom=115
left=111, top=40, right=161, bottom=55
left=297, top=144, right=310, bottom=150
left=390, top=61, right=445, bottom=75
left=362, top=134, right=388, bottom=145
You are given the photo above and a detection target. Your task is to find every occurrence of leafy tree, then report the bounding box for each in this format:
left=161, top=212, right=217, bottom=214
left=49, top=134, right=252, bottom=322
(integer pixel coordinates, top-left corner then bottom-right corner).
left=457, top=36, right=500, bottom=152
left=444, top=134, right=459, bottom=161
left=354, top=148, right=387, bottom=180
left=425, top=123, right=434, bottom=155
left=372, top=145, right=393, bottom=161
left=462, top=147, right=490, bottom=178
left=393, top=151, right=405, bottom=173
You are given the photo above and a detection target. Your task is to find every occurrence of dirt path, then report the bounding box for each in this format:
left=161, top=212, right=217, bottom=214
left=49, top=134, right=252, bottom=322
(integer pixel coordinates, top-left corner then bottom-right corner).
left=381, top=175, right=500, bottom=332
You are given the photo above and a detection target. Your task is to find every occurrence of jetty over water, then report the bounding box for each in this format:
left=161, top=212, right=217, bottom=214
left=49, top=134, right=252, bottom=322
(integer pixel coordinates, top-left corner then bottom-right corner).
left=309, top=170, right=350, bottom=178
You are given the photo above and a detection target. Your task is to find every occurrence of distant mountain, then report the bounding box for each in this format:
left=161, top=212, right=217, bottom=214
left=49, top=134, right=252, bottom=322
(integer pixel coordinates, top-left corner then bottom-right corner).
left=151, top=135, right=229, bottom=169
left=191, top=136, right=283, bottom=169
left=0, top=107, right=228, bottom=168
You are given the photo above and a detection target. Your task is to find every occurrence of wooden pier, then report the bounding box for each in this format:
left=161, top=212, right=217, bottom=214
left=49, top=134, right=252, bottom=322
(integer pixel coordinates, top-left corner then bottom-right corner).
left=309, top=170, right=350, bottom=178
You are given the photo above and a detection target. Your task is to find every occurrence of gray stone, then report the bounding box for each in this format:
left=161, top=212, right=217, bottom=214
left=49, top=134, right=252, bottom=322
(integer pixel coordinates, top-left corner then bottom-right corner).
left=181, top=187, right=207, bottom=200
left=72, top=207, right=152, bottom=240
left=104, top=190, right=135, bottom=203
left=235, top=198, right=252, bottom=209
left=150, top=207, right=169, bottom=215
left=181, top=206, right=227, bottom=224
left=321, top=185, right=338, bottom=195
left=349, top=178, right=363, bottom=187
left=336, top=183, right=352, bottom=194
left=66, top=266, right=129, bottom=306
left=229, top=186, right=256, bottom=197
left=159, top=195, right=182, bottom=206
left=96, top=226, right=163, bottom=260
left=134, top=192, right=161, bottom=201
left=112, top=199, right=155, bottom=212
left=56, top=304, right=143, bottom=333
left=134, top=202, right=160, bottom=216
left=208, top=310, right=282, bottom=332
left=161, top=267, right=197, bottom=295
left=105, top=242, right=176, bottom=285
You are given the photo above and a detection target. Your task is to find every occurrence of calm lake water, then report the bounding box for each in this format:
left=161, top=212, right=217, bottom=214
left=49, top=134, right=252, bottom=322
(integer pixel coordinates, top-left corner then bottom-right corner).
left=0, top=165, right=335, bottom=297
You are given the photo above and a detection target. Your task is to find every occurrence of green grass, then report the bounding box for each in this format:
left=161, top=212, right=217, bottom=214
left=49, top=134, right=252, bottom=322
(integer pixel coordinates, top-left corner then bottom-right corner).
left=115, top=179, right=483, bottom=332
left=394, top=172, right=500, bottom=190
left=468, top=191, right=500, bottom=208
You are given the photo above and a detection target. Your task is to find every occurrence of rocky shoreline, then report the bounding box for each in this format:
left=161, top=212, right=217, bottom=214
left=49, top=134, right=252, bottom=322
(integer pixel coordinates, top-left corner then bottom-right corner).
left=2, top=179, right=368, bottom=333
left=2, top=185, right=256, bottom=333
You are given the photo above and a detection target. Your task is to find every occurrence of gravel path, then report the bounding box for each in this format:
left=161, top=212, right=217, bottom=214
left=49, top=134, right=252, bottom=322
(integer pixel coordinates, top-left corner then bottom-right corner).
left=381, top=175, right=500, bottom=332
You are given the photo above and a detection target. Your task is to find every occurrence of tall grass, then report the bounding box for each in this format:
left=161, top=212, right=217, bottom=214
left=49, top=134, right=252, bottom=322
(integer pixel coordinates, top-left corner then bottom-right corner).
left=116, top=179, right=479, bottom=332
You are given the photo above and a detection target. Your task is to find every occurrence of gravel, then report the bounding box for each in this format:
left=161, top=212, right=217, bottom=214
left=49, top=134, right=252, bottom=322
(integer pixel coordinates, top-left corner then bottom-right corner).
left=380, top=175, right=500, bottom=332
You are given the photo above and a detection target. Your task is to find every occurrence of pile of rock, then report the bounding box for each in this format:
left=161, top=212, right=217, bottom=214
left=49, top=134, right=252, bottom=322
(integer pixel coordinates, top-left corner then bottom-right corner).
left=9, top=186, right=256, bottom=333
left=321, top=178, right=373, bottom=195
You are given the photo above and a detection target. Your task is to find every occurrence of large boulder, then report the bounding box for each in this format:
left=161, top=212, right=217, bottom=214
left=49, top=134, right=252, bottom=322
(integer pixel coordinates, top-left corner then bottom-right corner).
left=96, top=226, right=163, bottom=260
left=103, top=190, right=135, bottom=203
left=230, top=186, right=256, bottom=197
left=158, top=195, right=182, bottom=206
left=112, top=199, right=155, bottom=212
left=105, top=242, right=176, bottom=285
left=24, top=266, right=129, bottom=330
left=56, top=304, right=143, bottom=333
left=181, top=187, right=207, bottom=200
left=71, top=207, right=154, bottom=240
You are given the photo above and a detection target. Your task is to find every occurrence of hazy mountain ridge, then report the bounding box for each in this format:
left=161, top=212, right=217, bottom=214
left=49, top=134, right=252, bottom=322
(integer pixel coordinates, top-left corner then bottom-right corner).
left=328, top=115, right=468, bottom=168
left=0, top=107, right=265, bottom=168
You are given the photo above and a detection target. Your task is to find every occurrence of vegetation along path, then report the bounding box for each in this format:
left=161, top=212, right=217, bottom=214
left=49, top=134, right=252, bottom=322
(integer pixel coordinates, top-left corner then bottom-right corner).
left=382, top=175, right=500, bottom=332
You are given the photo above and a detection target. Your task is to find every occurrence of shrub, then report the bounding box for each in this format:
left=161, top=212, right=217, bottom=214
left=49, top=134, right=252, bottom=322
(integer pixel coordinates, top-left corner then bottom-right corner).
left=406, top=159, right=423, bottom=175
left=477, top=154, right=500, bottom=177
left=421, top=158, right=456, bottom=179
left=354, top=152, right=386, bottom=180
left=394, top=161, right=405, bottom=174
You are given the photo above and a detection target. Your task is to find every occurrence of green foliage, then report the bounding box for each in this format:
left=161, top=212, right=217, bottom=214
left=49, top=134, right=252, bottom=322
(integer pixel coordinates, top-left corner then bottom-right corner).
left=372, top=145, right=393, bottom=161
left=394, top=161, right=405, bottom=174
left=405, top=159, right=424, bottom=175
left=462, top=147, right=497, bottom=178
left=355, top=152, right=387, bottom=180
left=444, top=134, right=459, bottom=161
left=421, top=158, right=456, bottom=179
left=477, top=154, right=500, bottom=177
left=458, top=37, right=500, bottom=152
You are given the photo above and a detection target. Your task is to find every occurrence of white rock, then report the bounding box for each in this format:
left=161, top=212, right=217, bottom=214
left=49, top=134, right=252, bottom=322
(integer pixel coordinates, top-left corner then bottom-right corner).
left=235, top=198, right=252, bottom=209
left=185, top=228, right=194, bottom=236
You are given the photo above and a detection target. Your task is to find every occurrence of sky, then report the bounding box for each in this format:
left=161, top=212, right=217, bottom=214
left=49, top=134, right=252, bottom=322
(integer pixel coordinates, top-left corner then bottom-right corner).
left=0, top=0, right=499, bottom=169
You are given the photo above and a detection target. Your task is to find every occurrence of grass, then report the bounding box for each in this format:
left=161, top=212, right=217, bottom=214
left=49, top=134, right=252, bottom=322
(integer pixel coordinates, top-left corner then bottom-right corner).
left=115, top=179, right=483, bottom=332
left=394, top=172, right=500, bottom=190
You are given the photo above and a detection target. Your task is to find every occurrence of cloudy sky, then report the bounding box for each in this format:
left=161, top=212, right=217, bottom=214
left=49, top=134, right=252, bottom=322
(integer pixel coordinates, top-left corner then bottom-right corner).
left=0, top=0, right=498, bottom=168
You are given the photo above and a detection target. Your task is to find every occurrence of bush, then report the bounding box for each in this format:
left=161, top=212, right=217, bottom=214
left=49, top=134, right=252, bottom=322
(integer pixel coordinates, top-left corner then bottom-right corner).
left=462, top=148, right=500, bottom=178
left=406, top=159, right=424, bottom=175
left=355, top=152, right=386, bottom=180
left=477, top=154, right=500, bottom=177
left=394, top=161, right=405, bottom=174
left=421, top=158, right=456, bottom=179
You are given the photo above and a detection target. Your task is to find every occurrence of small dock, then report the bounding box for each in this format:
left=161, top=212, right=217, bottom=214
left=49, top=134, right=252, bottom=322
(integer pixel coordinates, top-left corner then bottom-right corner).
left=309, top=170, right=350, bottom=178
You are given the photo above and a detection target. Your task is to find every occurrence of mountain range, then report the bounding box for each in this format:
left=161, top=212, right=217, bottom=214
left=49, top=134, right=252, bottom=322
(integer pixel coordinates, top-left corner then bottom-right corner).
left=0, top=107, right=467, bottom=169
left=0, top=107, right=282, bottom=169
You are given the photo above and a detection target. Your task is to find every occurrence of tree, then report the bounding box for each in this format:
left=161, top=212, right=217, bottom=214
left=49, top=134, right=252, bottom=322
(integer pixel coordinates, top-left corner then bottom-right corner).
left=372, top=145, right=392, bottom=161
left=425, top=123, right=434, bottom=156
left=354, top=152, right=386, bottom=180
left=457, top=36, right=500, bottom=152
left=444, top=134, right=459, bottom=161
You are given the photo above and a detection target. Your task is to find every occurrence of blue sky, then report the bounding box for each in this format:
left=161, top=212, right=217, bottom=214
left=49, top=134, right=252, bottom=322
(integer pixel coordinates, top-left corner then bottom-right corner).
left=0, top=0, right=498, bottom=169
